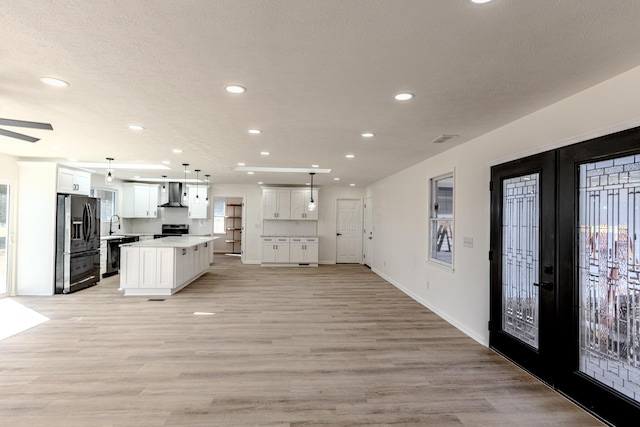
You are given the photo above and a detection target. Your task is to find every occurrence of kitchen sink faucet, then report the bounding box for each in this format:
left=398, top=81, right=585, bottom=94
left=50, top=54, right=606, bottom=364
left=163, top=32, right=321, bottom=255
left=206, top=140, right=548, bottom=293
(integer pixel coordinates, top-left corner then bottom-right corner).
left=109, top=214, right=120, bottom=236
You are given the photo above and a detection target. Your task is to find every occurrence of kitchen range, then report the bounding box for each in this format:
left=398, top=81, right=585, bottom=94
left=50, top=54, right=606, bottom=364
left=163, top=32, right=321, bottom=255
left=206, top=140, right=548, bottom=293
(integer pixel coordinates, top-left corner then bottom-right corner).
left=55, top=194, right=101, bottom=294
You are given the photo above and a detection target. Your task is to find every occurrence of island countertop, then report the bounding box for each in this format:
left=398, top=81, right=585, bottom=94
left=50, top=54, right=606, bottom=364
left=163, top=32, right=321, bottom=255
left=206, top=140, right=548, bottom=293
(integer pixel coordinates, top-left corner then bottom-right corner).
left=120, top=235, right=218, bottom=248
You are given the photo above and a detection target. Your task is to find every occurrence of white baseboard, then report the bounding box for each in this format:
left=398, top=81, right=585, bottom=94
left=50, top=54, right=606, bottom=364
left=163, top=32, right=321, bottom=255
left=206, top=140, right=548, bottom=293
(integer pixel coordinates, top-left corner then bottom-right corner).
left=372, top=267, right=487, bottom=347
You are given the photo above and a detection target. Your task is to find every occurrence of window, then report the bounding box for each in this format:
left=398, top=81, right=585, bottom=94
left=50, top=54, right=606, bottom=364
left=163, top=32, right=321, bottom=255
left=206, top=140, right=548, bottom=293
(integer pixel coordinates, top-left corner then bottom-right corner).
left=429, top=173, right=454, bottom=267
left=90, top=188, right=117, bottom=221
left=213, top=198, right=226, bottom=234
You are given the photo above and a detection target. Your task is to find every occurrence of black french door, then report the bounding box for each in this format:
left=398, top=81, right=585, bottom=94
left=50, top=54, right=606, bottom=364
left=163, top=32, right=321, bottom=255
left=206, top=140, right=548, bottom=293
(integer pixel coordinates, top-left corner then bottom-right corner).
left=490, top=150, right=557, bottom=385
left=490, top=126, right=640, bottom=426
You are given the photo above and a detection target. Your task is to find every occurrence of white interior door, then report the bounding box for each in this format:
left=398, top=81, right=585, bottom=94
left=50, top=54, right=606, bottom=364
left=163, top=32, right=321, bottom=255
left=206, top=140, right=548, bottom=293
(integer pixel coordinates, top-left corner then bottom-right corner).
left=363, top=197, right=373, bottom=267
left=336, top=199, right=362, bottom=263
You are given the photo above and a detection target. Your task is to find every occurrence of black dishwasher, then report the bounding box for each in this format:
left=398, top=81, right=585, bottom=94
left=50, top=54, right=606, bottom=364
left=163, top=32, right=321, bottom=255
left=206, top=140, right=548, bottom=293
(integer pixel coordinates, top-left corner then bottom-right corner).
left=104, top=236, right=139, bottom=277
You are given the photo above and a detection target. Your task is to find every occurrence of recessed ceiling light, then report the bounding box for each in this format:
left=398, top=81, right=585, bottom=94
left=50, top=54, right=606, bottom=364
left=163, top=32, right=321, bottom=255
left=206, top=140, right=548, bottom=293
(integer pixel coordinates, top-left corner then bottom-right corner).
left=350, top=184, right=356, bottom=187
left=133, top=175, right=141, bottom=179
left=40, top=77, right=69, bottom=87
left=362, top=132, right=374, bottom=138
left=394, top=92, right=414, bottom=101
left=334, top=177, right=340, bottom=181
left=225, top=85, right=246, bottom=94
left=345, top=154, right=355, bottom=158
left=312, top=164, right=319, bottom=168
left=257, top=181, right=264, bottom=185
left=260, top=151, right=270, bottom=156
left=162, top=160, right=171, bottom=164
left=248, top=129, right=261, bottom=134
left=172, top=149, right=182, bottom=153
left=128, top=125, right=144, bottom=131
left=470, top=0, right=493, bottom=3
left=247, top=171, right=254, bottom=175
left=237, top=162, right=246, bottom=166
left=193, top=312, right=215, bottom=316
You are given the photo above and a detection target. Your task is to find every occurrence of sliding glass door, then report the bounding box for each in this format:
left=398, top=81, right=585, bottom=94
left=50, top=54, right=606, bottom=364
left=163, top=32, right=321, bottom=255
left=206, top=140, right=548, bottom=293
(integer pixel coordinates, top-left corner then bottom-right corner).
left=0, top=183, right=10, bottom=297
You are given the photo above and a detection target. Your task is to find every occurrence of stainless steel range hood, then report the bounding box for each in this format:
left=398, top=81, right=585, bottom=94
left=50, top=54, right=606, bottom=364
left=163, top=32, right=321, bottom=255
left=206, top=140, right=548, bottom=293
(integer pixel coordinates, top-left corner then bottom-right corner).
left=159, top=182, right=187, bottom=207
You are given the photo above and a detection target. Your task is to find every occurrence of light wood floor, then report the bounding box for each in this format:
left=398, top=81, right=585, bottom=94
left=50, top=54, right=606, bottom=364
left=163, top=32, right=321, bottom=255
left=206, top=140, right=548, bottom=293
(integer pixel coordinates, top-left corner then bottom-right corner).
left=1, top=256, right=604, bottom=426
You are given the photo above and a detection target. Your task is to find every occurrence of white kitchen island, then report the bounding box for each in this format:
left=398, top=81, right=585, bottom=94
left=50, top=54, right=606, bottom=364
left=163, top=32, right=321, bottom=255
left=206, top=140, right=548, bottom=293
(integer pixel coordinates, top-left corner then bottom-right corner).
left=119, top=236, right=217, bottom=296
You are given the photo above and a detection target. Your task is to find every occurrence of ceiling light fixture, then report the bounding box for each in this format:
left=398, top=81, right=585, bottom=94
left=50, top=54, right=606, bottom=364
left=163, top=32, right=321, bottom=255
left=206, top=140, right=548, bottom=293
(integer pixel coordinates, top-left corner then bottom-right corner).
left=105, top=157, right=114, bottom=184
left=248, top=129, right=261, bottom=134
left=308, top=172, right=316, bottom=212
left=260, top=151, right=270, bottom=156
left=312, top=164, right=319, bottom=168
left=394, top=92, right=414, bottom=101
left=204, top=174, right=210, bottom=205
left=237, top=162, right=246, bottom=166
left=334, top=177, right=340, bottom=181
left=182, top=163, right=189, bottom=203
left=40, top=77, right=69, bottom=87
left=247, top=171, right=254, bottom=175
left=194, top=169, right=201, bottom=204
left=172, top=149, right=183, bottom=154
left=362, top=133, right=374, bottom=138
left=345, top=154, right=355, bottom=158
left=128, top=125, right=144, bottom=131
left=470, top=0, right=493, bottom=3
left=225, top=85, right=246, bottom=94
left=161, top=175, right=167, bottom=193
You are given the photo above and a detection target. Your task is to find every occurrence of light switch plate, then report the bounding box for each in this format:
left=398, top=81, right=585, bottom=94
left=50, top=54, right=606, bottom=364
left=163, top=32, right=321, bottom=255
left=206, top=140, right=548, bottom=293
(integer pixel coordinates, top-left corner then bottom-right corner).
left=463, top=237, right=474, bottom=248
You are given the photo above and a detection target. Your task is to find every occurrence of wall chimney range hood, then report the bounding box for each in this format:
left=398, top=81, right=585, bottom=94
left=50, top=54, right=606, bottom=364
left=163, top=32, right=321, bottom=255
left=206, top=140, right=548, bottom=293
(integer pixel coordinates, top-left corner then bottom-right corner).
left=159, top=182, right=187, bottom=207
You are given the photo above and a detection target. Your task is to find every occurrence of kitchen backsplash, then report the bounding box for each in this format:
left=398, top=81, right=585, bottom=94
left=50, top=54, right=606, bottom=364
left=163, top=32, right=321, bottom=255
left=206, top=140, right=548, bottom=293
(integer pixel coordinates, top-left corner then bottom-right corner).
left=101, top=207, right=213, bottom=236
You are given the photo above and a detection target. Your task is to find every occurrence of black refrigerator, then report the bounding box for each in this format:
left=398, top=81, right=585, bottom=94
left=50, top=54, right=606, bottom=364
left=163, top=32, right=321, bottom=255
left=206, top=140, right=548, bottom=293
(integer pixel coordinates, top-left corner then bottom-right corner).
left=55, top=194, right=101, bottom=294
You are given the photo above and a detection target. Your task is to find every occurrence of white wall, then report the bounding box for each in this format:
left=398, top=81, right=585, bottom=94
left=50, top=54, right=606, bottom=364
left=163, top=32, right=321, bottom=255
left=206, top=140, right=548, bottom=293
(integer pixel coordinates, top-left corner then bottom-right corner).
left=0, top=153, right=19, bottom=295
left=367, top=64, right=640, bottom=346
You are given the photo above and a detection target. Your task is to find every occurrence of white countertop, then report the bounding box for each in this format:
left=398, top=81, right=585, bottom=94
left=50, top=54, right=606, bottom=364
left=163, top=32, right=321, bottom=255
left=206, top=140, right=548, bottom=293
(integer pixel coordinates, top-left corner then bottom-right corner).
left=121, top=236, right=218, bottom=248
left=260, top=235, right=318, bottom=238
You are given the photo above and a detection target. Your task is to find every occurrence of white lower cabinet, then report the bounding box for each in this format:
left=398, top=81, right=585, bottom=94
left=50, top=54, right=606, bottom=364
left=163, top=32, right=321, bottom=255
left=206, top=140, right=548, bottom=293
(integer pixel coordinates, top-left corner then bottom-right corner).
left=120, top=240, right=213, bottom=295
left=261, top=237, right=290, bottom=263
left=290, top=237, right=319, bottom=265
left=261, top=236, right=317, bottom=266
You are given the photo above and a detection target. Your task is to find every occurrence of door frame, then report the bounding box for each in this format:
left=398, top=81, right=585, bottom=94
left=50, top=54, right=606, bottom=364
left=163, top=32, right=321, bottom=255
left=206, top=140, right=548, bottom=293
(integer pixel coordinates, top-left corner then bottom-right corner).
left=335, top=198, right=363, bottom=264
left=0, top=180, right=15, bottom=298
left=363, top=197, right=373, bottom=268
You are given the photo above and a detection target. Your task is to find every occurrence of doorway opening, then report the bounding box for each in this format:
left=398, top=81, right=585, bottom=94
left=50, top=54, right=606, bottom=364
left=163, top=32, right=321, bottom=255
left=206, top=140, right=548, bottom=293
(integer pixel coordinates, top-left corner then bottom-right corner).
left=0, top=183, right=10, bottom=297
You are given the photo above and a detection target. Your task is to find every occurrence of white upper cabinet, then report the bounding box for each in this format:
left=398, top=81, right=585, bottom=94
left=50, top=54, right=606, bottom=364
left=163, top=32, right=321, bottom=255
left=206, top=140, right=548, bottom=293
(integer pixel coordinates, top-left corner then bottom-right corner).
left=263, top=188, right=318, bottom=220
left=122, top=183, right=159, bottom=218
left=263, top=189, right=291, bottom=219
left=187, top=185, right=209, bottom=219
left=290, top=189, right=318, bottom=220
left=57, top=167, right=91, bottom=195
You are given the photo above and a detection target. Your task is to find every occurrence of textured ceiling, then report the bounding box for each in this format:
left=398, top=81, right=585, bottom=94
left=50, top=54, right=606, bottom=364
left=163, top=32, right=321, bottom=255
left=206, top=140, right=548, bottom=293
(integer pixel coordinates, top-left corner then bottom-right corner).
left=2, top=0, right=640, bottom=187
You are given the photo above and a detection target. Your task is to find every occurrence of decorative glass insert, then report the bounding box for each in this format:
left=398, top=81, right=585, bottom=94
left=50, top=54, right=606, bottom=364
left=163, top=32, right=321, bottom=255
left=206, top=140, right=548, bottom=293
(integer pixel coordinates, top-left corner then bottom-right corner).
left=430, top=173, right=454, bottom=266
left=579, top=154, right=640, bottom=403
left=0, top=184, right=8, bottom=295
left=502, top=173, right=540, bottom=349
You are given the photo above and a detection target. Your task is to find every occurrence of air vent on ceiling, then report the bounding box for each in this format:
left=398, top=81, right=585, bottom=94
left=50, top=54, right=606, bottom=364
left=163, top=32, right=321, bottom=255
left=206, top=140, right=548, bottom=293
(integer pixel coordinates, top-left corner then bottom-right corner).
left=430, top=134, right=459, bottom=144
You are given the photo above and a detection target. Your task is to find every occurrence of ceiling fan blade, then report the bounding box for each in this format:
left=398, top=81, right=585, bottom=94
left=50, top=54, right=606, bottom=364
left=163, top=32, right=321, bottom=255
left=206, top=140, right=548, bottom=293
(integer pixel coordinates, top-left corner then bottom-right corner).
left=0, top=128, right=39, bottom=143
left=0, top=118, right=53, bottom=131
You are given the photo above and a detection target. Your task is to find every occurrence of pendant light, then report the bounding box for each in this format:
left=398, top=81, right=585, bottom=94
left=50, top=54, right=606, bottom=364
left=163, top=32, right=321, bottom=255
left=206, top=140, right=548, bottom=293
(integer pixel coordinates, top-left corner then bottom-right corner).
left=194, top=169, right=201, bottom=204
left=308, top=172, right=316, bottom=212
left=105, top=157, right=114, bottom=184
left=161, top=175, right=167, bottom=193
left=182, top=163, right=189, bottom=204
left=204, top=174, right=210, bottom=205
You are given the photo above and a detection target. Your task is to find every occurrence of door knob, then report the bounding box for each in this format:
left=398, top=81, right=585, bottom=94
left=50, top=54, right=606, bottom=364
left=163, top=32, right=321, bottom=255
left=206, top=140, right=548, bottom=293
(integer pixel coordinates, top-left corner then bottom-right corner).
left=533, top=281, right=554, bottom=290
left=337, top=233, right=342, bottom=236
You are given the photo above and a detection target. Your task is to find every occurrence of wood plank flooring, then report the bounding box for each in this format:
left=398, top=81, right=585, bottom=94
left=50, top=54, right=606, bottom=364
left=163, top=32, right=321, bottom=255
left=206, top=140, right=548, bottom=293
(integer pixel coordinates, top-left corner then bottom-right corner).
left=0, top=256, right=604, bottom=426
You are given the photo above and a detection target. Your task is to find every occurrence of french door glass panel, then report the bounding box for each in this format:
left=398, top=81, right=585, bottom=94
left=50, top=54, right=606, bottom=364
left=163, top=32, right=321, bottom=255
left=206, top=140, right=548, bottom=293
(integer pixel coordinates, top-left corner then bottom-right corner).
left=0, top=184, right=9, bottom=295
left=502, top=173, right=540, bottom=349
left=578, top=154, right=640, bottom=402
